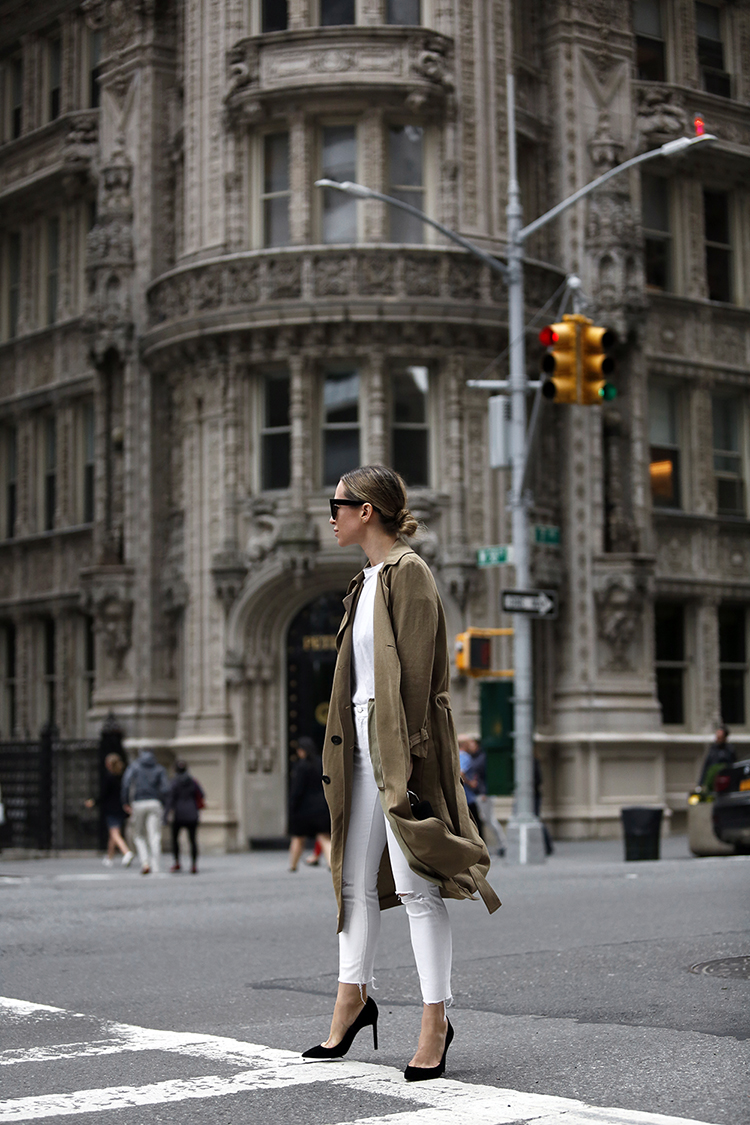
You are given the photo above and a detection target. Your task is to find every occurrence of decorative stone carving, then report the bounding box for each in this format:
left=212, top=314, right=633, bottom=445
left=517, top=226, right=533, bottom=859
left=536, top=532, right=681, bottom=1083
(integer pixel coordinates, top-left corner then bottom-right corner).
left=212, top=550, right=249, bottom=610
left=595, top=572, right=643, bottom=672
left=84, top=138, right=135, bottom=364
left=635, top=86, right=689, bottom=150
left=224, top=28, right=455, bottom=127
left=244, top=499, right=281, bottom=563
left=80, top=566, right=135, bottom=677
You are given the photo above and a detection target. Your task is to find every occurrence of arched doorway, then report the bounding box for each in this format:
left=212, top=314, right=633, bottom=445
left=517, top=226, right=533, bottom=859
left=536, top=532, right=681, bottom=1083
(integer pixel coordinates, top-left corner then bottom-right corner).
left=287, top=592, right=346, bottom=756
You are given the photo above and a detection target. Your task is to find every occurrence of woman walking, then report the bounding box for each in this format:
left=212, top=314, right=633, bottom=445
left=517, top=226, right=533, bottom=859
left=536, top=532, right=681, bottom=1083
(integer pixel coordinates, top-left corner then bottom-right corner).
left=85, top=753, right=134, bottom=868
left=302, top=465, right=500, bottom=1080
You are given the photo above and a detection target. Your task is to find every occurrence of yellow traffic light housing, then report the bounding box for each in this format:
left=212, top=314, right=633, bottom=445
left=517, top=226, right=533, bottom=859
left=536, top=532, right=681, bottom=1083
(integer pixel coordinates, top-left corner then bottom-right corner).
left=455, top=628, right=514, bottom=678
left=580, top=323, right=617, bottom=404
left=539, top=315, right=617, bottom=405
left=539, top=321, right=578, bottom=404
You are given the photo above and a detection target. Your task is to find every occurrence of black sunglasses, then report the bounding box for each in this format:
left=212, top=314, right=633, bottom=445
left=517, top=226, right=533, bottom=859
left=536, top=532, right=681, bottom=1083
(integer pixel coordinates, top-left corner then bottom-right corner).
left=329, top=498, right=364, bottom=518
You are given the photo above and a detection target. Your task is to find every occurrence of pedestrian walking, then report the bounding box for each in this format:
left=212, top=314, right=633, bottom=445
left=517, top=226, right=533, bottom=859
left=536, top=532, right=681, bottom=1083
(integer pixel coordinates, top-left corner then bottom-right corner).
left=534, top=756, right=554, bottom=856
left=458, top=733, right=485, bottom=836
left=85, top=752, right=134, bottom=868
left=121, top=749, right=169, bottom=875
left=302, top=465, right=500, bottom=1081
left=458, top=733, right=506, bottom=857
left=164, top=760, right=205, bottom=874
left=287, top=737, right=331, bottom=872
left=698, top=726, right=735, bottom=787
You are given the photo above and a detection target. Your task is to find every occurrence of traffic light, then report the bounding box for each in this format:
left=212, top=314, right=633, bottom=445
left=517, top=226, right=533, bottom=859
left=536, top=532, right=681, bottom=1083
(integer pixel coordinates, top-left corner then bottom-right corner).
left=539, top=315, right=617, bottom=405
left=539, top=321, right=578, bottom=403
left=580, top=322, right=617, bottom=404
left=455, top=631, right=492, bottom=676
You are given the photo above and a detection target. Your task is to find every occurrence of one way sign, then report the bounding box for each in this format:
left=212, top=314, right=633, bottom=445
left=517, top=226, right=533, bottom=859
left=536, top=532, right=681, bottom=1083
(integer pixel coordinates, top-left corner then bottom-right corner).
left=501, top=588, right=558, bottom=619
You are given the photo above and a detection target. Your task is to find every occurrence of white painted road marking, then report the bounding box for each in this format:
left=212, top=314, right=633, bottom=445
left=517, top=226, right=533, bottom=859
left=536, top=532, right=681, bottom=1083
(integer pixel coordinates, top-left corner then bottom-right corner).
left=0, top=997, right=721, bottom=1125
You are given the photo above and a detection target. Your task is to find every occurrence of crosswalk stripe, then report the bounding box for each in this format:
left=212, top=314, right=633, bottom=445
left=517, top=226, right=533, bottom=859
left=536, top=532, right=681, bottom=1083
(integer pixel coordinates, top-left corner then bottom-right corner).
left=0, top=998, right=721, bottom=1125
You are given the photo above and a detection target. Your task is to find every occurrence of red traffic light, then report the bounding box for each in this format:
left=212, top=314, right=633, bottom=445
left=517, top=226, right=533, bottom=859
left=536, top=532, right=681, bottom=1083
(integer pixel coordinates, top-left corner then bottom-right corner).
left=539, top=326, right=559, bottom=347
left=694, top=115, right=705, bottom=136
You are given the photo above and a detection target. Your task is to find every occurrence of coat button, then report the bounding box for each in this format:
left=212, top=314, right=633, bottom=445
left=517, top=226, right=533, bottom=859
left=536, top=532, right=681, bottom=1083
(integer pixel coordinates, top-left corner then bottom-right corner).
left=331, top=735, right=342, bottom=745
left=322, top=775, right=331, bottom=784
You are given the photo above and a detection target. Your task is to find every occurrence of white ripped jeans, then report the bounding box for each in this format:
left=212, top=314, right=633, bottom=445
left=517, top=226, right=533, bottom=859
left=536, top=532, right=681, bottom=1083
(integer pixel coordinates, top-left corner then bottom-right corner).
left=338, top=704, right=452, bottom=1006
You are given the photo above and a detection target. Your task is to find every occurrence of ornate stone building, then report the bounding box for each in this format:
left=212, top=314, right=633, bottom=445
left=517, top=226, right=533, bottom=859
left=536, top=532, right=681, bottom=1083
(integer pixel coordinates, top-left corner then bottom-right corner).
left=1, top=0, right=748, bottom=847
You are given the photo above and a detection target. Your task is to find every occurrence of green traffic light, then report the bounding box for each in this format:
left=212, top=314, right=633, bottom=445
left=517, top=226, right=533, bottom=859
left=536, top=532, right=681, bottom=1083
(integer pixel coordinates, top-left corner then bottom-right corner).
left=598, top=383, right=617, bottom=401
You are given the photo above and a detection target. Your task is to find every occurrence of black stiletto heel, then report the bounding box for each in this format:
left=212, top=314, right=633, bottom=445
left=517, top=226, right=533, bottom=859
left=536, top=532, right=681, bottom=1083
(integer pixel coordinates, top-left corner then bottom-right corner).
left=404, top=1019, right=453, bottom=1082
left=302, top=997, right=379, bottom=1060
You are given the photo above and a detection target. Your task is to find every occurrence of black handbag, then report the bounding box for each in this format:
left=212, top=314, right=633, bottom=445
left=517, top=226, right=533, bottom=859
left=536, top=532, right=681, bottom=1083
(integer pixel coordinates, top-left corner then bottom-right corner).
left=407, top=789, right=434, bottom=821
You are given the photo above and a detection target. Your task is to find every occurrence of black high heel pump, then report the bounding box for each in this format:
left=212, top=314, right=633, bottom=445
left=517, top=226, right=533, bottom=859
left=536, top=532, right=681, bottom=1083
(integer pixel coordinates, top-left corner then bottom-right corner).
left=404, top=1018, right=454, bottom=1082
left=302, top=997, right=379, bottom=1059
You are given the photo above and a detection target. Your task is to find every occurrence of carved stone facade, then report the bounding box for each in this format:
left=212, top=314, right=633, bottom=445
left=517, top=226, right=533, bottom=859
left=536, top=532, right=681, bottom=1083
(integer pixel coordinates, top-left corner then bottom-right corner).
left=1, top=0, right=748, bottom=848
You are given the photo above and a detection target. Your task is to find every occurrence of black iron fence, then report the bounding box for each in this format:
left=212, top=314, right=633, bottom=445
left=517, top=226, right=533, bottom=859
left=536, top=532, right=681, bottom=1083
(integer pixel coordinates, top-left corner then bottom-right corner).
left=0, top=719, right=124, bottom=852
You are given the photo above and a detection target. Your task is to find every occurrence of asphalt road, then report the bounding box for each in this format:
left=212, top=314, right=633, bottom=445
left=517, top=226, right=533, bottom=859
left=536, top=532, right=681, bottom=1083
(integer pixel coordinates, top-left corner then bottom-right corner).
left=1, top=836, right=748, bottom=1125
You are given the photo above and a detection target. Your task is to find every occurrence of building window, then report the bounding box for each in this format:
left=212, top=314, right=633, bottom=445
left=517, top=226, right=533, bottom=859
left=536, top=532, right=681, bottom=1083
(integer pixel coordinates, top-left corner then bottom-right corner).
left=261, top=372, right=291, bottom=490
left=83, top=401, right=95, bottom=523
left=43, top=415, right=56, bottom=531
left=2, top=425, right=17, bottom=539
left=320, top=0, right=355, bottom=24
left=7, top=232, right=21, bottom=339
left=391, top=364, right=429, bottom=486
left=634, top=0, right=666, bottom=82
left=642, top=174, right=671, bottom=290
left=387, top=0, right=421, bottom=22
left=649, top=384, right=681, bottom=508
left=48, top=36, right=62, bottom=121
left=0, top=622, right=16, bottom=738
left=321, top=126, right=357, bottom=244
left=655, top=602, right=686, bottom=724
left=82, top=614, right=95, bottom=716
left=696, top=2, right=731, bottom=96
left=712, top=395, right=745, bottom=515
left=261, top=0, right=288, bottom=31
left=262, top=132, right=291, bottom=248
left=46, top=217, right=60, bottom=326
left=719, top=605, right=747, bottom=725
left=388, top=125, right=424, bottom=243
left=89, top=29, right=102, bottom=109
left=7, top=54, right=23, bottom=140
left=323, top=369, right=360, bottom=487
left=704, top=190, right=732, bottom=302
left=43, top=617, right=56, bottom=725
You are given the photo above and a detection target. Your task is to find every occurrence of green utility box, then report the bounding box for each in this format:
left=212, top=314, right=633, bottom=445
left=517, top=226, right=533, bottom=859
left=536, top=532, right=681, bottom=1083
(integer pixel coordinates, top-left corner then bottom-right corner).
left=480, top=681, right=514, bottom=796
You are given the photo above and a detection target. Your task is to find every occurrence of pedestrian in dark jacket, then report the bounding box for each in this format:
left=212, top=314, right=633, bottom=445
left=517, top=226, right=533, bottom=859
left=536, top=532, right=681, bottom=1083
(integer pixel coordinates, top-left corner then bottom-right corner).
left=698, top=726, right=735, bottom=786
left=121, top=749, right=169, bottom=875
left=164, top=761, right=205, bottom=874
left=85, top=753, right=134, bottom=868
left=288, top=737, right=331, bottom=872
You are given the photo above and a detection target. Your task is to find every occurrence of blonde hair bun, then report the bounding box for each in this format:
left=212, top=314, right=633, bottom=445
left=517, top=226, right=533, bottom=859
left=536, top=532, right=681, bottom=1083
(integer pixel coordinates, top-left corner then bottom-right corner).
left=340, top=465, right=418, bottom=539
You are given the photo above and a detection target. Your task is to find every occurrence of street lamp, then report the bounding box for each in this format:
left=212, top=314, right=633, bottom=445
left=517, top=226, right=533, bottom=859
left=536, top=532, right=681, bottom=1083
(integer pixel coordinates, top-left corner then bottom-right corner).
left=316, top=112, right=716, bottom=865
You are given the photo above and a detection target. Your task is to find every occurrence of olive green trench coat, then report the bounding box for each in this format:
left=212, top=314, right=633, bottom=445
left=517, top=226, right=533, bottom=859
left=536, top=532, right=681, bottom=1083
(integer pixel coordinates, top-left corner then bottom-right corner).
left=322, top=541, right=501, bottom=932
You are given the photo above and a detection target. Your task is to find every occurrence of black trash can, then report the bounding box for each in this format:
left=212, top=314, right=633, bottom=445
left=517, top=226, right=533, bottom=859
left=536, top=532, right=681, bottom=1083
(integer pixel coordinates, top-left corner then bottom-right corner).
left=620, top=806, right=663, bottom=861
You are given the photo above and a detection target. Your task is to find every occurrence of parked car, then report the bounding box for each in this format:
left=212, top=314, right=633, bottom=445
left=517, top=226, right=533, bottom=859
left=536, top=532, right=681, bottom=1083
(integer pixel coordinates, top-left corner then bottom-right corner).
left=712, top=758, right=750, bottom=854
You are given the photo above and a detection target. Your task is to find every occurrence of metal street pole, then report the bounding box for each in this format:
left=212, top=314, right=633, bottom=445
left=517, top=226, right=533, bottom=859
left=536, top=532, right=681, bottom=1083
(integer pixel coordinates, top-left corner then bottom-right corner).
left=504, top=73, right=546, bottom=864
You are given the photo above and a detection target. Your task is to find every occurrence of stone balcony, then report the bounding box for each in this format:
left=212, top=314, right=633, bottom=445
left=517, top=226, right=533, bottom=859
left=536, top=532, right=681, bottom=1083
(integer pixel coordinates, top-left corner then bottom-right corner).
left=634, top=81, right=750, bottom=166
left=0, top=111, right=99, bottom=206
left=224, top=26, right=454, bottom=124
left=143, top=245, right=562, bottom=363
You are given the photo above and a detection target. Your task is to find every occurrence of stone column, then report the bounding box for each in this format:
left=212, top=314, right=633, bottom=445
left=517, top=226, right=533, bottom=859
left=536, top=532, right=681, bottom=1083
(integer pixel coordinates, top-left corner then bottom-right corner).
left=365, top=351, right=387, bottom=464
left=361, top=108, right=387, bottom=242
left=696, top=597, right=721, bottom=731
left=288, top=0, right=310, bottom=29
left=290, top=112, right=311, bottom=246
left=289, top=353, right=311, bottom=512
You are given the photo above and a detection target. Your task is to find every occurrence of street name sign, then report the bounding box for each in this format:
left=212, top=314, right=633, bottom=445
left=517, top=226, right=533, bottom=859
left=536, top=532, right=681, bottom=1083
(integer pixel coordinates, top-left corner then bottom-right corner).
left=501, top=588, right=558, bottom=618
left=477, top=545, right=514, bottom=567
left=533, top=524, right=561, bottom=546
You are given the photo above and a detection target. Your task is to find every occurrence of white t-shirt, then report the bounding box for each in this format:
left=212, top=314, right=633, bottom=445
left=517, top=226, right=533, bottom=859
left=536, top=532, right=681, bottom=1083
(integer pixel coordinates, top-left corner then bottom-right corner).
left=351, top=561, right=384, bottom=706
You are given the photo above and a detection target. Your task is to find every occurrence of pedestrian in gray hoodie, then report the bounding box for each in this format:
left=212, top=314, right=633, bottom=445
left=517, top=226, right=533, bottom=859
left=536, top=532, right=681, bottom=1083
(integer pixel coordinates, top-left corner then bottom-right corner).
left=121, top=749, right=169, bottom=874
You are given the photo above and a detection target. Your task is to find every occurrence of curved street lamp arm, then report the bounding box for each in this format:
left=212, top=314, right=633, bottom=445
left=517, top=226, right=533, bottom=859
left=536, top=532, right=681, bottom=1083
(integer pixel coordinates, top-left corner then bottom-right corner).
left=315, top=179, right=509, bottom=281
